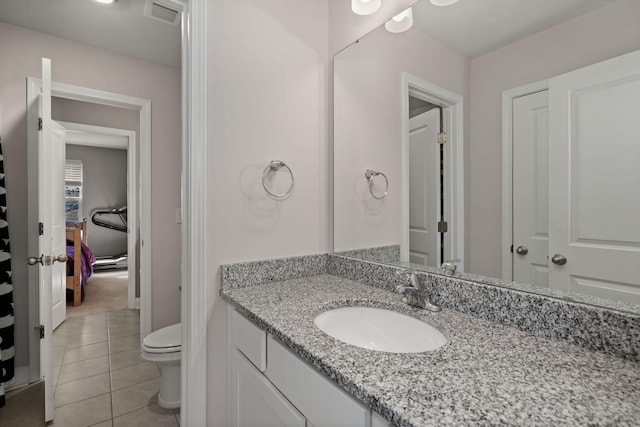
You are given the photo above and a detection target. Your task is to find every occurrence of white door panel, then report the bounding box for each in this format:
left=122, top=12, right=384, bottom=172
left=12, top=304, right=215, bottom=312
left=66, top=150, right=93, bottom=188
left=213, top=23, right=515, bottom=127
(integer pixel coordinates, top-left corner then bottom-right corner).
left=409, top=108, right=439, bottom=267
left=512, top=90, right=549, bottom=287
left=38, top=57, right=54, bottom=422
left=51, top=121, right=66, bottom=331
left=548, top=49, right=640, bottom=304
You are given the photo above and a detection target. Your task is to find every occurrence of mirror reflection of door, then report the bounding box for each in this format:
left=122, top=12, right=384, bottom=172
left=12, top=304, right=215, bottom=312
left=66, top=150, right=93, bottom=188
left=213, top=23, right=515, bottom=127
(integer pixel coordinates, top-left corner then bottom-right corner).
left=512, top=90, right=549, bottom=287
left=408, top=101, right=440, bottom=267
left=548, top=49, right=640, bottom=305
left=511, top=49, right=640, bottom=305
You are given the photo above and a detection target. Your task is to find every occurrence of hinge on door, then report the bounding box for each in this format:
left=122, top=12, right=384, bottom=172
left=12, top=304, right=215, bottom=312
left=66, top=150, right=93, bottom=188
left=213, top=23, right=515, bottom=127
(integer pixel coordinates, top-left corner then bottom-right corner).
left=437, top=131, right=447, bottom=144
left=438, top=221, right=448, bottom=233
left=39, top=324, right=44, bottom=339
left=39, top=222, right=44, bottom=235
left=38, top=117, right=43, bottom=131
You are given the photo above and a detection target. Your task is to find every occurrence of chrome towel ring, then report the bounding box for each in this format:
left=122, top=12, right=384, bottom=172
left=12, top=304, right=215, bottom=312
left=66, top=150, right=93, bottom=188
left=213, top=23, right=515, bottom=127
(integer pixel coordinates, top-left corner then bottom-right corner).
left=365, top=169, right=388, bottom=199
left=262, top=160, right=294, bottom=199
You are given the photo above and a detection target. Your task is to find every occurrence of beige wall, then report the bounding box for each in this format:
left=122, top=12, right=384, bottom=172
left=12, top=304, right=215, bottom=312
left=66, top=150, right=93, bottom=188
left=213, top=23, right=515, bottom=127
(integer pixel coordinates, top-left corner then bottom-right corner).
left=0, top=21, right=181, bottom=377
left=333, top=24, right=468, bottom=252
left=206, top=0, right=331, bottom=424
left=467, top=0, right=640, bottom=278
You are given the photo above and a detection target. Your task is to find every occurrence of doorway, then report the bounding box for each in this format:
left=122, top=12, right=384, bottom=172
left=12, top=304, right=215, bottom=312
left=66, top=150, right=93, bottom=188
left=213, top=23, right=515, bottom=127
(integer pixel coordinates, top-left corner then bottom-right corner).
left=401, top=73, right=464, bottom=271
left=25, top=78, right=152, bottom=412
left=60, top=120, right=137, bottom=313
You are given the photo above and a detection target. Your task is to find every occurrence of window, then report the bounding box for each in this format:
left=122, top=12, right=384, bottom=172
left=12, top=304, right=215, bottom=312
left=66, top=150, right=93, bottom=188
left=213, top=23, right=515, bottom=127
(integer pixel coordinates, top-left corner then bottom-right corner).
left=65, top=160, right=83, bottom=222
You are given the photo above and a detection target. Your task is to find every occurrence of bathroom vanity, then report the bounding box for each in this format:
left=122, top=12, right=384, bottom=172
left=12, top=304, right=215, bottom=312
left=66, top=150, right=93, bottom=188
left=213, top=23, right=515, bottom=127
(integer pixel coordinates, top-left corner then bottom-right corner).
left=221, top=255, right=640, bottom=427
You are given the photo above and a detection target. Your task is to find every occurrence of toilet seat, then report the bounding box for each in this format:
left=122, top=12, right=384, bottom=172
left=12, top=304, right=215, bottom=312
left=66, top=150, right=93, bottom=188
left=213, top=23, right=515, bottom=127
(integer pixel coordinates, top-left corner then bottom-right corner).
left=142, top=323, right=181, bottom=354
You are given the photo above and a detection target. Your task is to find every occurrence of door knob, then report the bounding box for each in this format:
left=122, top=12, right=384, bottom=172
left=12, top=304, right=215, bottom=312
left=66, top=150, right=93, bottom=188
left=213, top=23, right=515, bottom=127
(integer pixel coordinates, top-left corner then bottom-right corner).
left=53, top=254, right=68, bottom=263
left=26, top=255, right=44, bottom=266
left=551, top=254, right=567, bottom=265
left=515, top=246, right=528, bottom=255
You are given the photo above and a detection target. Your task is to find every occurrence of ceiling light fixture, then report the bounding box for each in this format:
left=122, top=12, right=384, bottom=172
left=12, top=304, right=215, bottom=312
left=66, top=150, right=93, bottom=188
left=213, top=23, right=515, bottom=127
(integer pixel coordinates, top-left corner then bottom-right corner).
left=351, top=0, right=381, bottom=16
left=385, top=7, right=413, bottom=33
left=430, top=0, right=459, bottom=6
left=94, top=0, right=117, bottom=4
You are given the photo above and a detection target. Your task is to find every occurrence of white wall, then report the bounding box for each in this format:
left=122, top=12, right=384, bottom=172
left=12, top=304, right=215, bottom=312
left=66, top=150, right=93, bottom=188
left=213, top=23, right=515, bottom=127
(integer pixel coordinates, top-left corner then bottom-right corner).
left=0, top=21, right=181, bottom=377
left=467, top=0, right=640, bottom=278
left=333, top=24, right=468, bottom=253
left=206, top=1, right=329, bottom=424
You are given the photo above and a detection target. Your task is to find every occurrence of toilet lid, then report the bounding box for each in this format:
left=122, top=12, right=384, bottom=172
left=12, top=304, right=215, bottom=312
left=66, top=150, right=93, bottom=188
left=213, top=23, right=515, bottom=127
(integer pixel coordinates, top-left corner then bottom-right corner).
left=143, top=323, right=181, bottom=351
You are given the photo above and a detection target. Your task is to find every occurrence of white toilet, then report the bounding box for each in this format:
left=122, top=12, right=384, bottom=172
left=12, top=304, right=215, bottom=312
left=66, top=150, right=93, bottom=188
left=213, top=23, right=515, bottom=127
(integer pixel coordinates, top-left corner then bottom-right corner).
left=141, top=323, right=181, bottom=409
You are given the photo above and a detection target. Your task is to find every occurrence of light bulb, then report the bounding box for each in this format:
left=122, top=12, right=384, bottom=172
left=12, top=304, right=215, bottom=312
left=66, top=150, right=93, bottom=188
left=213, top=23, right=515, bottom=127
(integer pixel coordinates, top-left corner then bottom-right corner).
left=430, top=0, right=459, bottom=6
left=351, top=0, right=381, bottom=16
left=385, top=7, right=413, bottom=33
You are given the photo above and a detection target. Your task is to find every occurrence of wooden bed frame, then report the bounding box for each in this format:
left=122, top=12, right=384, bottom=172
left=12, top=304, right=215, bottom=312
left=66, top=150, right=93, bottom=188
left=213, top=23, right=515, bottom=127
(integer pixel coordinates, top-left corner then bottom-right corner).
left=66, top=219, right=87, bottom=307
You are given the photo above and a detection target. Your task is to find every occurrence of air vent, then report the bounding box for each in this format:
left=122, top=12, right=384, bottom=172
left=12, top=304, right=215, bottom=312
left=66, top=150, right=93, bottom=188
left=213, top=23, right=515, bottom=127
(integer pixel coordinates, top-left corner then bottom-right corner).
left=144, top=0, right=182, bottom=26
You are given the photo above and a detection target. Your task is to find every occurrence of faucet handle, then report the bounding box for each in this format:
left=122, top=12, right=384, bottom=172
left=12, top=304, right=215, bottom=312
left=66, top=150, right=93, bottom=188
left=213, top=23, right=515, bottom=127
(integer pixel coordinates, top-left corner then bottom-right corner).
left=440, top=260, right=460, bottom=276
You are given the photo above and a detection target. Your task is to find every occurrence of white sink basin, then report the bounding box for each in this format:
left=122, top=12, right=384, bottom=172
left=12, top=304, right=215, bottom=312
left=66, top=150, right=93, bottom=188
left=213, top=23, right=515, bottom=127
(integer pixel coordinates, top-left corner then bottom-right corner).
left=314, top=307, right=447, bottom=353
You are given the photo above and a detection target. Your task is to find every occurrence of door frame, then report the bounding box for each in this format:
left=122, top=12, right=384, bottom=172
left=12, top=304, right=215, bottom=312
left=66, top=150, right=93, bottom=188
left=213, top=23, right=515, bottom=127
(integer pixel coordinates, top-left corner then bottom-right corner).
left=501, top=79, right=549, bottom=281
left=180, top=1, right=208, bottom=425
left=26, top=78, right=152, bottom=381
left=400, top=73, right=464, bottom=271
left=59, top=121, right=138, bottom=310
left=20, top=1, right=207, bottom=425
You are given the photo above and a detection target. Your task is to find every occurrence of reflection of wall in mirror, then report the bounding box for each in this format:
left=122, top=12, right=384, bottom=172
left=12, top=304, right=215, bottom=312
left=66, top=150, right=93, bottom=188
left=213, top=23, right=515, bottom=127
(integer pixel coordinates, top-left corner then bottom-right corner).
left=333, top=23, right=468, bottom=253
left=468, top=0, right=640, bottom=278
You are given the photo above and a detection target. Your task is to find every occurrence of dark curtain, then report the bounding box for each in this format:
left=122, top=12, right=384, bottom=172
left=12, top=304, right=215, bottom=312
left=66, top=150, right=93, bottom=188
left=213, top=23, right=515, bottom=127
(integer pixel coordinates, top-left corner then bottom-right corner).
left=0, top=142, right=15, bottom=407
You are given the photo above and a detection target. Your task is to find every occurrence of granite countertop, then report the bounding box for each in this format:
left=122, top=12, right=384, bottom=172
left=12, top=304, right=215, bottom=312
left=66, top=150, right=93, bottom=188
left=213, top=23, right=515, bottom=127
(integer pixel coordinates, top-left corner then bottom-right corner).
left=221, top=274, right=640, bottom=426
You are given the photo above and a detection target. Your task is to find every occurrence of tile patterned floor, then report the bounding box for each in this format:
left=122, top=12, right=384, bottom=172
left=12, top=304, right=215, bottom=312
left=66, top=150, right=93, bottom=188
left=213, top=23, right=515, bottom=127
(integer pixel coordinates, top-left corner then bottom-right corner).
left=1, top=309, right=180, bottom=427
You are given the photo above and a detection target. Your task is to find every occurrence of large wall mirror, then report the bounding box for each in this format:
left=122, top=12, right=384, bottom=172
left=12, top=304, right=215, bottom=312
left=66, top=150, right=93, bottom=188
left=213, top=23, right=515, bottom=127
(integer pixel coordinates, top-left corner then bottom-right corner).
left=333, top=0, right=640, bottom=313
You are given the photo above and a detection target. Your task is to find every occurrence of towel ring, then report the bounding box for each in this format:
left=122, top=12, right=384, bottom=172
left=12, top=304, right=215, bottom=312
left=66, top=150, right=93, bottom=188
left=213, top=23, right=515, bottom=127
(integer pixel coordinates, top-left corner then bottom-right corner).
left=365, top=169, right=388, bottom=200
left=262, top=160, right=294, bottom=199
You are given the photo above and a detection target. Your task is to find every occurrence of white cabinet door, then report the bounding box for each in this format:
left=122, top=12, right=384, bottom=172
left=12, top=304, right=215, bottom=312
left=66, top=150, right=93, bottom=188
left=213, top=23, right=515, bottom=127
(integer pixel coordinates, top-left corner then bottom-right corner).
left=548, top=49, right=640, bottom=303
left=266, top=335, right=370, bottom=427
left=512, top=90, right=549, bottom=287
left=230, top=349, right=305, bottom=427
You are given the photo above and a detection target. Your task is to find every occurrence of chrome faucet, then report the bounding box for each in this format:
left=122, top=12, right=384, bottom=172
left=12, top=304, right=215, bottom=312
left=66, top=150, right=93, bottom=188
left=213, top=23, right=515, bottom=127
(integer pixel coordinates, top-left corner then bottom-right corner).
left=395, top=270, right=441, bottom=312
left=440, top=260, right=459, bottom=276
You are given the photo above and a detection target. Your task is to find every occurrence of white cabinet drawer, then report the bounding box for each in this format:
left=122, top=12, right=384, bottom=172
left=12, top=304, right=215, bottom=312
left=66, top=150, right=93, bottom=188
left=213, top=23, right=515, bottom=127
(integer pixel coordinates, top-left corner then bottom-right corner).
left=230, top=349, right=305, bottom=427
left=229, top=308, right=266, bottom=371
left=266, top=335, right=370, bottom=427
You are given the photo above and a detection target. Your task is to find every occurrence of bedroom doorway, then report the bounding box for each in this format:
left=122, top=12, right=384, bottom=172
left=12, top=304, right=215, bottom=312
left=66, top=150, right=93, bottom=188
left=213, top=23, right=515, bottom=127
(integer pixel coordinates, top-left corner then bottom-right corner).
left=59, top=121, right=138, bottom=313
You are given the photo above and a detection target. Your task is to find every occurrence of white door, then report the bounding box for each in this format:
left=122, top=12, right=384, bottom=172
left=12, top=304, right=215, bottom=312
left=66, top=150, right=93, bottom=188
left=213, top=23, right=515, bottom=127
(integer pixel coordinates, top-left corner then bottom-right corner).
left=548, top=49, right=640, bottom=304
left=408, top=108, right=440, bottom=267
left=51, top=120, right=67, bottom=331
left=512, top=90, right=549, bottom=287
left=36, top=57, right=55, bottom=422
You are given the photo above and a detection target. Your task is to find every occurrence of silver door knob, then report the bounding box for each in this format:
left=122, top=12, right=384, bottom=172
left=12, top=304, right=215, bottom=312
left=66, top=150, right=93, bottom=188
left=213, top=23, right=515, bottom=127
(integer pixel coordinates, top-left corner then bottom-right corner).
left=26, top=255, right=44, bottom=266
left=551, top=254, right=567, bottom=265
left=515, top=246, right=528, bottom=255
left=53, top=254, right=68, bottom=263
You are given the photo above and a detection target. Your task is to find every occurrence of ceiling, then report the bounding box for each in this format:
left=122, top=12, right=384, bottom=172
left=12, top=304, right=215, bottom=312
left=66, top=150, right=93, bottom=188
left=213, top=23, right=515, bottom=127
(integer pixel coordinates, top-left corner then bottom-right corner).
left=0, top=0, right=181, bottom=68
left=412, top=0, right=618, bottom=58
left=0, top=0, right=619, bottom=68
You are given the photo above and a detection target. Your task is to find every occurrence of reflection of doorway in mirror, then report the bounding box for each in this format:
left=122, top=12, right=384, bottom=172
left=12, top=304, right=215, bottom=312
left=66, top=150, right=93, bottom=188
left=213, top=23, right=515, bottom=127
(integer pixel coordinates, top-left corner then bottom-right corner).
left=408, top=105, right=440, bottom=267
left=401, top=74, right=463, bottom=273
